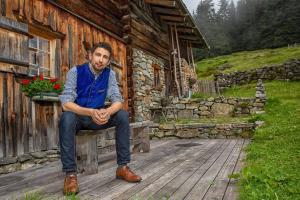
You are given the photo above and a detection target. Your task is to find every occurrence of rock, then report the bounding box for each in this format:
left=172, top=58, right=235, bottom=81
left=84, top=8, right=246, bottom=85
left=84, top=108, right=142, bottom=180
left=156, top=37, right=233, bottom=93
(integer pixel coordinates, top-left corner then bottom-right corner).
left=30, top=152, right=46, bottom=159
left=228, top=99, right=237, bottom=105
left=21, top=162, right=35, bottom=170
left=207, top=97, right=214, bottom=101
left=18, top=154, right=32, bottom=163
left=186, top=103, right=198, bottom=109
left=255, top=120, right=265, bottom=128
left=204, top=102, right=214, bottom=106
left=159, top=124, right=175, bottom=130
left=0, top=163, right=21, bottom=174
left=211, top=103, right=234, bottom=116
left=177, top=110, right=193, bottom=118
left=46, top=154, right=60, bottom=159
left=155, top=131, right=165, bottom=138
left=175, top=104, right=185, bottom=109
left=46, top=150, right=59, bottom=155
left=164, top=131, right=174, bottom=136
left=0, top=157, right=17, bottom=166
left=34, top=158, right=48, bottom=164
left=199, top=111, right=212, bottom=116
left=198, top=106, right=209, bottom=111
left=176, top=129, right=199, bottom=138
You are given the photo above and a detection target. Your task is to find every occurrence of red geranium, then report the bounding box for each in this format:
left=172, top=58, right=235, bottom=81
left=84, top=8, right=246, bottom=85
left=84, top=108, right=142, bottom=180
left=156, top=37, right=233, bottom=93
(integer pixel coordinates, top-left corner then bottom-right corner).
left=21, top=79, right=31, bottom=85
left=20, top=76, right=64, bottom=97
left=53, top=84, right=61, bottom=90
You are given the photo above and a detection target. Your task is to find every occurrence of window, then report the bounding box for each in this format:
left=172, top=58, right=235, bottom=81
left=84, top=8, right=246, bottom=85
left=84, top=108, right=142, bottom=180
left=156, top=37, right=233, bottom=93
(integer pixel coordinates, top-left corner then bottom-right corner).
left=28, top=36, right=51, bottom=77
left=153, top=64, right=161, bottom=88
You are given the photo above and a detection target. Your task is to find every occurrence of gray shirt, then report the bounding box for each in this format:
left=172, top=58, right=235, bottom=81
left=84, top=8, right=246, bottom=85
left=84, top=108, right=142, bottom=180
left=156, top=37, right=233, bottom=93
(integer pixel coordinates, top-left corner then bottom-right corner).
left=59, top=65, right=124, bottom=106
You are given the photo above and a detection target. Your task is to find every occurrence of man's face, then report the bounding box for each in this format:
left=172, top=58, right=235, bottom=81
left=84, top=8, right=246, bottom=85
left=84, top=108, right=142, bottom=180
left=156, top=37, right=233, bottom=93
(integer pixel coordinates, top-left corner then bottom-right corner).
left=89, top=47, right=111, bottom=72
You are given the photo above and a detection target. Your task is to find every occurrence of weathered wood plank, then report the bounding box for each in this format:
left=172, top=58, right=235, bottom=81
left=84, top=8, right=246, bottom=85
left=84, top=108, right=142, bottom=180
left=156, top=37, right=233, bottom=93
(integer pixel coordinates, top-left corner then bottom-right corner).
left=151, top=140, right=230, bottom=200
left=0, top=72, right=4, bottom=157
left=183, top=140, right=238, bottom=200
left=0, top=139, right=247, bottom=199
left=223, top=140, right=250, bottom=200
left=202, top=140, right=245, bottom=200
left=5, top=140, right=176, bottom=197
left=86, top=140, right=215, bottom=199
left=116, top=140, right=224, bottom=200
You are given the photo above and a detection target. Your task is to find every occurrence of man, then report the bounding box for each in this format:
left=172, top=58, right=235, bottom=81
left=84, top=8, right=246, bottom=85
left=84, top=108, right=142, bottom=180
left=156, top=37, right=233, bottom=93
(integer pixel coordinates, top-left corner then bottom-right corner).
left=59, top=42, right=142, bottom=195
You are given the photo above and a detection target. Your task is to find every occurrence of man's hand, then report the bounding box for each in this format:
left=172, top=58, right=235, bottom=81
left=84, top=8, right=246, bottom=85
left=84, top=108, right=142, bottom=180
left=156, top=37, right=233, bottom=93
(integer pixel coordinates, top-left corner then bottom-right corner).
left=91, top=109, right=110, bottom=125
left=99, top=109, right=111, bottom=124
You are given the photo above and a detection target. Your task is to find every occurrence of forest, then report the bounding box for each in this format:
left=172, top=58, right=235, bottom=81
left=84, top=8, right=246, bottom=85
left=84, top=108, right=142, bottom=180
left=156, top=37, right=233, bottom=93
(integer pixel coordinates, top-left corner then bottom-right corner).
left=193, top=0, right=300, bottom=59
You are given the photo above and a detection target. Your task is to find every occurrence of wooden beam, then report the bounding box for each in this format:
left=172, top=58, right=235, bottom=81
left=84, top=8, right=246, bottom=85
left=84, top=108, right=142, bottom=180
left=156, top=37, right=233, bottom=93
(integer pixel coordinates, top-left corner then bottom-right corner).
left=0, top=56, right=29, bottom=67
left=179, top=35, right=201, bottom=41
left=176, top=27, right=195, bottom=34
left=0, top=16, right=29, bottom=36
left=160, top=15, right=185, bottom=23
left=170, top=26, right=181, bottom=97
left=152, top=7, right=183, bottom=16
left=190, top=41, right=196, bottom=72
left=165, top=21, right=189, bottom=26
left=174, top=24, right=184, bottom=96
left=1, top=0, right=6, bottom=16
left=28, top=22, right=65, bottom=40
left=144, top=0, right=176, bottom=8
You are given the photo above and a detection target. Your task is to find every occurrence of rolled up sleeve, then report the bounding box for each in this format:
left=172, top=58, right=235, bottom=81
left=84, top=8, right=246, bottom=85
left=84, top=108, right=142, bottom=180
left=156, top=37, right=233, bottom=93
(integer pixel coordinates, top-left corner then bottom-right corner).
left=59, top=67, right=77, bottom=105
left=107, top=70, right=124, bottom=103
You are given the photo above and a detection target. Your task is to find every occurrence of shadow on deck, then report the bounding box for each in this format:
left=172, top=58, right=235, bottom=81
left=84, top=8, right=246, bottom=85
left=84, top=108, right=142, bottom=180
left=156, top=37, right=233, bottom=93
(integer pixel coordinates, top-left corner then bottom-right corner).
left=0, top=139, right=249, bottom=200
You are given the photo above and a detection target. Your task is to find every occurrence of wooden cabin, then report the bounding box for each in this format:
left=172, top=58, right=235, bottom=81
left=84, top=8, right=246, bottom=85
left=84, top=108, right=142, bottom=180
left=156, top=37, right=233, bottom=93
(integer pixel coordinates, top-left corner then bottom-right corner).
left=0, top=0, right=207, bottom=172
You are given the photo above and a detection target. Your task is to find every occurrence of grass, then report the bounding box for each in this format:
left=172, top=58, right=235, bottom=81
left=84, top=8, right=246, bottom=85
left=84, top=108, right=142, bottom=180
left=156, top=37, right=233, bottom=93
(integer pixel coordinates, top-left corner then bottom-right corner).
left=223, top=81, right=300, bottom=200
left=196, top=45, right=300, bottom=79
left=174, top=115, right=252, bottom=124
left=222, top=83, right=257, bottom=98
left=18, top=191, right=80, bottom=200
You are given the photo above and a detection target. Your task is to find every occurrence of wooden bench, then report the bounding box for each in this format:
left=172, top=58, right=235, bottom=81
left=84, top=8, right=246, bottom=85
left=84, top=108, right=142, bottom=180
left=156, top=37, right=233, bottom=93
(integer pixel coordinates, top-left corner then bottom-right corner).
left=76, top=121, right=152, bottom=174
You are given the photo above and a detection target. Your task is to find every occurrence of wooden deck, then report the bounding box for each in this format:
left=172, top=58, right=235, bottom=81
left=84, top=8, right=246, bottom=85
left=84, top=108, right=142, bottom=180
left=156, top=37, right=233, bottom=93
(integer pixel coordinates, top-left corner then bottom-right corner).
left=0, top=139, right=249, bottom=200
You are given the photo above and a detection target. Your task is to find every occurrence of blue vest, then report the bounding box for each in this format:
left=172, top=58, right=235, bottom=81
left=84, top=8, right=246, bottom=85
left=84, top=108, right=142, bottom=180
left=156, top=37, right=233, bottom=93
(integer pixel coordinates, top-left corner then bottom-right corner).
left=75, top=63, right=110, bottom=109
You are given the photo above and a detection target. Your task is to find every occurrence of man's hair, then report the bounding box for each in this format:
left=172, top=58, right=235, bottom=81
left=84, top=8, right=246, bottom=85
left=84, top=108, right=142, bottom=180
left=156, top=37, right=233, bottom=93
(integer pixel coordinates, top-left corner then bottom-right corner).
left=90, top=42, right=113, bottom=57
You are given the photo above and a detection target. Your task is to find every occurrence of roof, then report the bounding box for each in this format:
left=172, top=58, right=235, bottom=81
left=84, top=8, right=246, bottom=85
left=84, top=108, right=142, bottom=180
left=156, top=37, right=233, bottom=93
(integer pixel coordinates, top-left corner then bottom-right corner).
left=144, top=0, right=209, bottom=49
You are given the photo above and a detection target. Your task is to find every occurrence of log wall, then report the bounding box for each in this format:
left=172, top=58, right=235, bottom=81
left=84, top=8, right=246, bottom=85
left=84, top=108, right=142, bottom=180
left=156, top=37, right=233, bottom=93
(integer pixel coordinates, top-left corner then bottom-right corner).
left=0, top=0, right=128, bottom=158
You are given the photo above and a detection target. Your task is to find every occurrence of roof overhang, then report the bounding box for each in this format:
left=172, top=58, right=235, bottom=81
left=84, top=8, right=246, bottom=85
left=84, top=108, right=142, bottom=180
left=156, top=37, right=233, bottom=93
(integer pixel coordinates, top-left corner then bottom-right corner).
left=144, top=0, right=209, bottom=49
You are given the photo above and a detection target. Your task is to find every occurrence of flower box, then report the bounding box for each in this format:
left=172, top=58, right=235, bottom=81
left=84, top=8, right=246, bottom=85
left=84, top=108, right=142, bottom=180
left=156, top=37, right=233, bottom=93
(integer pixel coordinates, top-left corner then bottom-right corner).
left=20, top=75, right=63, bottom=102
left=31, top=92, right=60, bottom=102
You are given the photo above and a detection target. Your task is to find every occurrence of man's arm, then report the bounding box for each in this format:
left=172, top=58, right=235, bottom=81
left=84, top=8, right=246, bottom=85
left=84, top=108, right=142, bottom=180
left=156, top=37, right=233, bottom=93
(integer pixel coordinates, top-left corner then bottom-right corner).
left=100, top=70, right=125, bottom=121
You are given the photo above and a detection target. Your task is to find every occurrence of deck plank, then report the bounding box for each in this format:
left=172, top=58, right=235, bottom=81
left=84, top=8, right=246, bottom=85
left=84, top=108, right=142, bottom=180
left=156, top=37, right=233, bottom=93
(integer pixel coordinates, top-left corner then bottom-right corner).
left=151, top=140, right=230, bottom=200
left=82, top=140, right=213, bottom=199
left=111, top=140, right=221, bottom=200
left=171, top=139, right=237, bottom=200
left=125, top=140, right=227, bottom=200
left=202, top=139, right=245, bottom=200
left=0, top=139, right=174, bottom=199
left=223, top=140, right=250, bottom=200
left=0, top=139, right=250, bottom=200
left=184, top=139, right=238, bottom=200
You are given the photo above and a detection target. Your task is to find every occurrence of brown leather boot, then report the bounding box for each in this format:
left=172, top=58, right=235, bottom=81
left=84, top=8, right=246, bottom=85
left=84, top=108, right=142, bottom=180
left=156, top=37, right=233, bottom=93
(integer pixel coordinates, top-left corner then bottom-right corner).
left=116, top=166, right=142, bottom=183
left=63, top=174, right=79, bottom=195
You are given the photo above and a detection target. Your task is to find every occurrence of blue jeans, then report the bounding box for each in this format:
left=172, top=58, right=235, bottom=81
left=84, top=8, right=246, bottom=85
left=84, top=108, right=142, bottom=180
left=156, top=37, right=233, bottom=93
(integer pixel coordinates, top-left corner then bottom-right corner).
left=59, top=109, right=131, bottom=172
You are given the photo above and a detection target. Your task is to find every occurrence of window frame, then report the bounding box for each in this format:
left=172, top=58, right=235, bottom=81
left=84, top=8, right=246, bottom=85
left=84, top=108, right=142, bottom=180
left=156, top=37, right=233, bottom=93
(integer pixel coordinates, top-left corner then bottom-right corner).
left=27, top=32, right=56, bottom=78
left=153, top=63, right=161, bottom=90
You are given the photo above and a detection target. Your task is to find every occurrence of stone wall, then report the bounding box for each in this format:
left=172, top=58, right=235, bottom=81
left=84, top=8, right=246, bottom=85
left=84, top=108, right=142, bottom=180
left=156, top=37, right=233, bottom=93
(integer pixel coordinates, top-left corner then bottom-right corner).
left=132, top=49, right=166, bottom=122
left=0, top=150, right=60, bottom=174
left=152, top=80, right=266, bottom=120
left=215, top=59, right=300, bottom=89
left=151, top=122, right=256, bottom=139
